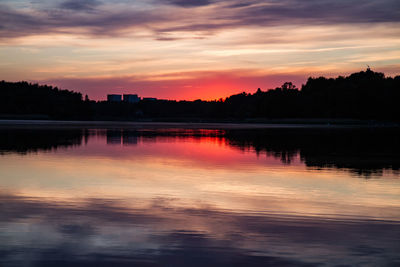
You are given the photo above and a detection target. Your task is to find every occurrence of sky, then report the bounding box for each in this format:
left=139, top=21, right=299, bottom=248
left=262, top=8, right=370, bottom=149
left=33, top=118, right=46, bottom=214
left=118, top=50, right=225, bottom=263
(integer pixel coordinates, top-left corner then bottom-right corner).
left=0, top=0, right=399, bottom=100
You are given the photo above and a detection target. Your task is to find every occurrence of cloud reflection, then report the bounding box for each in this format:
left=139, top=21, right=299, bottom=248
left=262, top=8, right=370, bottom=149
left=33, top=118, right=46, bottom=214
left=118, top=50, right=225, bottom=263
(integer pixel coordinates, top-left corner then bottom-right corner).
left=0, top=193, right=399, bottom=266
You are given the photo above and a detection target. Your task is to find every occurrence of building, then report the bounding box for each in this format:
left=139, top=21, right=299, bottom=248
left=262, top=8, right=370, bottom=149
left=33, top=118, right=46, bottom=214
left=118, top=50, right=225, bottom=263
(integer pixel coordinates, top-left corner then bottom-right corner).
left=123, top=94, right=140, bottom=103
left=107, top=94, right=122, bottom=102
left=142, top=97, right=157, bottom=101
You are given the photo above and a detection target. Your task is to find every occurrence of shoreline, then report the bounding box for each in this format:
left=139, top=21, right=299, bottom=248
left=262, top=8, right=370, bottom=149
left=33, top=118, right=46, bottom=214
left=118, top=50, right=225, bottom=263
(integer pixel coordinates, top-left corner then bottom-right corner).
left=0, top=119, right=398, bottom=130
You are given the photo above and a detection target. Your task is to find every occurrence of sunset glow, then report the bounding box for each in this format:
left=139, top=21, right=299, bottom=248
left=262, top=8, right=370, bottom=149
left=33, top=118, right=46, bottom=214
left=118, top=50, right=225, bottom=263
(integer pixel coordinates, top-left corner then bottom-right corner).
left=1, top=0, right=399, bottom=100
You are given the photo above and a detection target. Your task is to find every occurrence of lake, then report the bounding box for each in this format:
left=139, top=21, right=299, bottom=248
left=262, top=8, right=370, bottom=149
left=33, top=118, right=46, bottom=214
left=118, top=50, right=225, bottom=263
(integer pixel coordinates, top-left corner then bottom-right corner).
left=0, top=123, right=399, bottom=266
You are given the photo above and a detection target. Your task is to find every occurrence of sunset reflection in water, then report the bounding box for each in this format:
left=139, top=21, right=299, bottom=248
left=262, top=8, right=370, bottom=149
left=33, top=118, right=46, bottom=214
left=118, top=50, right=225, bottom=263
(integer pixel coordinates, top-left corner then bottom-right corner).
left=0, top=128, right=399, bottom=266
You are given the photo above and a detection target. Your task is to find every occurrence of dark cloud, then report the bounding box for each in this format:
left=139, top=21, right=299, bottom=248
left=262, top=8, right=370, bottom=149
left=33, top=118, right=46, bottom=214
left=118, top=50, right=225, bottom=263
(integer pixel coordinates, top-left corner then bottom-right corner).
left=226, top=2, right=255, bottom=9
left=0, top=0, right=399, bottom=39
left=0, top=3, right=166, bottom=38
left=164, top=0, right=212, bottom=7
left=154, top=0, right=400, bottom=36
left=234, top=0, right=400, bottom=25
left=59, top=0, right=102, bottom=11
left=0, top=5, right=42, bottom=38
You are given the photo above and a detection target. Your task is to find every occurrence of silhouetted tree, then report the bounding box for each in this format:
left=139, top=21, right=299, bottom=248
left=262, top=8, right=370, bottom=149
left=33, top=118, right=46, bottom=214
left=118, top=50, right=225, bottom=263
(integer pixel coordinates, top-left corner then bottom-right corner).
left=0, top=69, right=399, bottom=121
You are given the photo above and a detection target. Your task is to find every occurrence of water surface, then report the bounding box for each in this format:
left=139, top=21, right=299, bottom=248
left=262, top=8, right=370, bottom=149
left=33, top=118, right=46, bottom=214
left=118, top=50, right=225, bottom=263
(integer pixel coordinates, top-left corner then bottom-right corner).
left=0, top=126, right=399, bottom=266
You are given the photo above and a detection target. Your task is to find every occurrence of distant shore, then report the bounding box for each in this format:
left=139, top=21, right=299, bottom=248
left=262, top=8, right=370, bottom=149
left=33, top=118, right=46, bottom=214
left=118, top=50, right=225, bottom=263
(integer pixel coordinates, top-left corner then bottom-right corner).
left=0, top=119, right=398, bottom=130
left=2, top=70, right=400, bottom=124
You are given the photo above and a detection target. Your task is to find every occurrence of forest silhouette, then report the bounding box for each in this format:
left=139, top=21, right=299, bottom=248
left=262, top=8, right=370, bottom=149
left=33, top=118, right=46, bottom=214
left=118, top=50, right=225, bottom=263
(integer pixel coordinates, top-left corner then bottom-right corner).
left=1, top=68, right=399, bottom=121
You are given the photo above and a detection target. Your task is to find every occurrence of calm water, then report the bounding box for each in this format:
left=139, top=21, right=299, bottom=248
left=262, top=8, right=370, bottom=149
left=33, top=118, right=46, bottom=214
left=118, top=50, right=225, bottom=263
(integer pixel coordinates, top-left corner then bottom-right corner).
left=0, top=126, right=400, bottom=266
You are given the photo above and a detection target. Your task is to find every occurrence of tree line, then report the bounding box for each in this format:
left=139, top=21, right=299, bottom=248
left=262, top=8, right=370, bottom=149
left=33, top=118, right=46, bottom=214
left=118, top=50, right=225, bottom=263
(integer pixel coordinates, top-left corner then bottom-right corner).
left=0, top=81, right=90, bottom=119
left=1, top=68, right=399, bottom=121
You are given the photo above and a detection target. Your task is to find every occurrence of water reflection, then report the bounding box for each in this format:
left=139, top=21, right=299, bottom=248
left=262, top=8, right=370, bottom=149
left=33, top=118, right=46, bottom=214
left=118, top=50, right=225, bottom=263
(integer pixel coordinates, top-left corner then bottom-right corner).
left=0, top=126, right=400, bottom=266
left=0, top=128, right=84, bottom=154
left=1, top=193, right=399, bottom=266
left=1, top=127, right=400, bottom=176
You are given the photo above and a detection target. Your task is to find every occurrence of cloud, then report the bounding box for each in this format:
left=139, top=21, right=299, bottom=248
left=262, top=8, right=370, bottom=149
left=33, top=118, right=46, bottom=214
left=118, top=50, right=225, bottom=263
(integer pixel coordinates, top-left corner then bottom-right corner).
left=59, top=0, right=102, bottom=11
left=233, top=0, right=400, bottom=24
left=164, top=0, right=213, bottom=7
left=0, top=3, right=167, bottom=39
left=0, top=5, right=42, bottom=39
left=0, top=0, right=399, bottom=40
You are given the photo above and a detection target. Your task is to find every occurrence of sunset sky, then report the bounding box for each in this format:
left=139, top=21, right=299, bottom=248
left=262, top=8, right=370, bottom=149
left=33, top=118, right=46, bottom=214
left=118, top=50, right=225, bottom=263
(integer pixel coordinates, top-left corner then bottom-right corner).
left=1, top=0, right=399, bottom=100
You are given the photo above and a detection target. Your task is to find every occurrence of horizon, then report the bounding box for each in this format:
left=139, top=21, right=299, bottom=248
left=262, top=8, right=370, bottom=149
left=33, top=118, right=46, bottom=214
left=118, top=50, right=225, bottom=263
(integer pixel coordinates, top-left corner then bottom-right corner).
left=1, top=0, right=399, bottom=100
left=4, top=68, right=398, bottom=102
